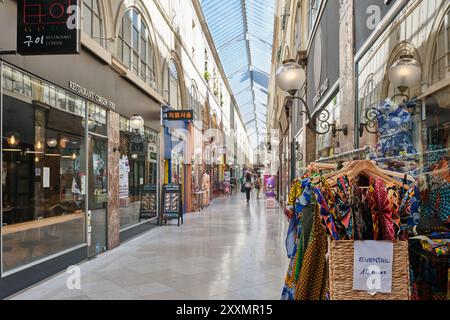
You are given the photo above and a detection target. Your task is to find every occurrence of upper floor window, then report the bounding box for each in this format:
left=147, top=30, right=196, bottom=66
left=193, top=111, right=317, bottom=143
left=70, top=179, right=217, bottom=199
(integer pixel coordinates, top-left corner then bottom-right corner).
left=431, top=8, right=450, bottom=85
left=167, top=59, right=182, bottom=110
left=190, top=85, right=202, bottom=125
left=118, top=9, right=156, bottom=89
left=83, top=0, right=104, bottom=47
left=294, top=2, right=302, bottom=49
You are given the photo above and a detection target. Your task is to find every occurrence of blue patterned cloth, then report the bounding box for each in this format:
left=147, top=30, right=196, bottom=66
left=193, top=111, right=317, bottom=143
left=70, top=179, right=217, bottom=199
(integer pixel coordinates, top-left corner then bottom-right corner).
left=376, top=99, right=417, bottom=158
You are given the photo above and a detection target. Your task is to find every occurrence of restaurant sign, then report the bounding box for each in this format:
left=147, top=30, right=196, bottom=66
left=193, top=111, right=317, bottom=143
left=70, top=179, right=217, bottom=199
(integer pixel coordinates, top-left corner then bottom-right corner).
left=68, top=81, right=116, bottom=109
left=17, top=0, right=80, bottom=55
left=164, top=110, right=194, bottom=121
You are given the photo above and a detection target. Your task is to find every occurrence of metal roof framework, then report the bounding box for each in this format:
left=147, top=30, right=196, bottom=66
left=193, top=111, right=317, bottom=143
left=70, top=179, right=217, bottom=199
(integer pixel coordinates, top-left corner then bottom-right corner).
left=201, top=0, right=275, bottom=147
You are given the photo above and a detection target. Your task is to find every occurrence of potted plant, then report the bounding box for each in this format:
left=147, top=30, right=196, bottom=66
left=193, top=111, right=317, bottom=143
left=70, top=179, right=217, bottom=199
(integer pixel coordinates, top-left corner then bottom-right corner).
left=204, top=71, right=211, bottom=82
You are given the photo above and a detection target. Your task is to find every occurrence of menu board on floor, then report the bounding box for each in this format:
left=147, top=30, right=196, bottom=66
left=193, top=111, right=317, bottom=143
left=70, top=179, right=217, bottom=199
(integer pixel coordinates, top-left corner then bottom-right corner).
left=139, top=184, right=157, bottom=220
left=162, top=184, right=181, bottom=225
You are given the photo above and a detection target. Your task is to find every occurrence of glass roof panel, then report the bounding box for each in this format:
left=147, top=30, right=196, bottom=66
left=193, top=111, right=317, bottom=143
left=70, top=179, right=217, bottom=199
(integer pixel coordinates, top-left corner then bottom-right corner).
left=201, top=0, right=275, bottom=147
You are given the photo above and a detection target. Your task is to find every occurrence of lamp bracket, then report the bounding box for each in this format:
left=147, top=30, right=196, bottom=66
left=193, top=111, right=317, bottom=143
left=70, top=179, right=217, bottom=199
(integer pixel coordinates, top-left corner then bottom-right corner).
left=285, top=95, right=333, bottom=135
left=359, top=107, right=382, bottom=137
left=331, top=124, right=348, bottom=138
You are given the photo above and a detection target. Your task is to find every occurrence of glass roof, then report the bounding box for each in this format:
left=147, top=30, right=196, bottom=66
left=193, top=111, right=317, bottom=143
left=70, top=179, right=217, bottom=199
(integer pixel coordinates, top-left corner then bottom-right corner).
left=201, top=0, right=275, bottom=147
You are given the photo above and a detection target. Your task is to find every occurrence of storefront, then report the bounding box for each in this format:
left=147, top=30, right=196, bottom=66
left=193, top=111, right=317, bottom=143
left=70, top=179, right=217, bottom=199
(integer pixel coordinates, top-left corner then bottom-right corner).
left=0, top=27, right=162, bottom=298
left=281, top=0, right=449, bottom=301
left=118, top=117, right=159, bottom=237
left=354, top=0, right=449, bottom=299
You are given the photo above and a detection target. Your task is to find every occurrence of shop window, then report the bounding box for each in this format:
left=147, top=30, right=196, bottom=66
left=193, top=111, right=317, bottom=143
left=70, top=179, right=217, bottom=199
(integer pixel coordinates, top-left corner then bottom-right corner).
left=87, top=103, right=107, bottom=136
left=2, top=66, right=33, bottom=98
left=120, top=115, right=131, bottom=132
left=360, top=74, right=379, bottom=117
left=82, top=0, right=104, bottom=47
left=118, top=9, right=156, bottom=89
left=1, top=65, right=87, bottom=273
left=43, top=84, right=85, bottom=117
left=119, top=123, right=158, bottom=230
left=316, top=92, right=340, bottom=158
left=431, top=9, right=450, bottom=85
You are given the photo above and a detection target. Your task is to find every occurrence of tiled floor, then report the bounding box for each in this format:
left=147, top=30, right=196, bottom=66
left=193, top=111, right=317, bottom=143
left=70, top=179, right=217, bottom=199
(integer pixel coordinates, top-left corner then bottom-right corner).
left=10, top=192, right=289, bottom=300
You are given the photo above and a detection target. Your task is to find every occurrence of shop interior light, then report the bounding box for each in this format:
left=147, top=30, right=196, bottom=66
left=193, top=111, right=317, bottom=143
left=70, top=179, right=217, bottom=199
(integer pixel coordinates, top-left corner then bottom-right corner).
left=388, top=54, right=422, bottom=92
left=47, top=138, right=58, bottom=148
left=34, top=156, right=40, bottom=163
left=7, top=134, right=18, bottom=146
left=36, top=140, right=43, bottom=150
left=130, top=115, right=145, bottom=132
left=3, top=148, right=22, bottom=152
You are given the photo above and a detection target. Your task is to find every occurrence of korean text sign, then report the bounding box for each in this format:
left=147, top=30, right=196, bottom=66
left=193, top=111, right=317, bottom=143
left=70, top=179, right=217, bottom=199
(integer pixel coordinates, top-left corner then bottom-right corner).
left=17, top=0, right=80, bottom=55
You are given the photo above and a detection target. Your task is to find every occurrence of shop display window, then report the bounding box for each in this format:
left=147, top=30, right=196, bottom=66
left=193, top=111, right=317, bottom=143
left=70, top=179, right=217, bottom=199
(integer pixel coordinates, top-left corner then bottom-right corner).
left=1, top=64, right=87, bottom=273
left=353, top=1, right=449, bottom=300
left=316, top=92, right=341, bottom=158
left=119, top=123, right=158, bottom=230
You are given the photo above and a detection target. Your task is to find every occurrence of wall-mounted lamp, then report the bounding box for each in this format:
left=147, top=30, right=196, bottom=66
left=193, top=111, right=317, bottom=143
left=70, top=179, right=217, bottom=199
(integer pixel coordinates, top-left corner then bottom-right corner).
left=82, top=115, right=96, bottom=131
left=360, top=54, right=421, bottom=137
left=131, top=153, right=138, bottom=160
left=130, top=115, right=144, bottom=133
left=276, top=59, right=346, bottom=136
left=388, top=54, right=421, bottom=103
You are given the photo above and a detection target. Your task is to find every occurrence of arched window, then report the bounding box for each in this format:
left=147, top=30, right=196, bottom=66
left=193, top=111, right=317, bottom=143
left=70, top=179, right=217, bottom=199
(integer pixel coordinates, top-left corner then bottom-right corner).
left=83, top=0, right=104, bottom=47
left=118, top=9, right=156, bottom=88
left=167, top=59, right=182, bottom=109
left=431, top=8, right=450, bottom=85
left=360, top=74, right=379, bottom=116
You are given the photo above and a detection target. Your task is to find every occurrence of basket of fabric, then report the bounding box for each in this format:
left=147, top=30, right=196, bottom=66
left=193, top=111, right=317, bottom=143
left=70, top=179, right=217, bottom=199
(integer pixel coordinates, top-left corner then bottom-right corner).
left=329, top=240, right=410, bottom=300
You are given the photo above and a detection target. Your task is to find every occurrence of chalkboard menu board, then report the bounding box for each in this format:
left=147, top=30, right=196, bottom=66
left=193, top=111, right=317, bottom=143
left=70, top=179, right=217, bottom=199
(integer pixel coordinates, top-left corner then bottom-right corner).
left=139, top=184, right=157, bottom=220
left=17, top=0, right=80, bottom=55
left=162, top=184, right=182, bottom=226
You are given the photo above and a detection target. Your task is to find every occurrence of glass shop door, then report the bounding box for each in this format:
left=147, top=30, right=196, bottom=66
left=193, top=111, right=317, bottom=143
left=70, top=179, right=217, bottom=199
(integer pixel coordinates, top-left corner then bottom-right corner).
left=88, top=135, right=108, bottom=258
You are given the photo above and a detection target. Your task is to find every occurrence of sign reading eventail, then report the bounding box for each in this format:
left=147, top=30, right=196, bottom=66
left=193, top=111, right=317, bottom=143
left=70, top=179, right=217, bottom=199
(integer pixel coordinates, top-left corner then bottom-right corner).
left=353, top=241, right=394, bottom=295
left=17, top=0, right=80, bottom=55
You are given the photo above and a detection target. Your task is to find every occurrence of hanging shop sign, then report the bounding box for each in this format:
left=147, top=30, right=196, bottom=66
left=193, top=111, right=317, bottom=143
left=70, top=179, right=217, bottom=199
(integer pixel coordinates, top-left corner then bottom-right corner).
left=354, top=0, right=400, bottom=51
left=139, top=184, right=157, bottom=220
left=161, top=184, right=182, bottom=226
left=164, top=110, right=193, bottom=121
left=353, top=241, right=394, bottom=294
left=68, top=81, right=116, bottom=109
left=17, top=0, right=80, bottom=55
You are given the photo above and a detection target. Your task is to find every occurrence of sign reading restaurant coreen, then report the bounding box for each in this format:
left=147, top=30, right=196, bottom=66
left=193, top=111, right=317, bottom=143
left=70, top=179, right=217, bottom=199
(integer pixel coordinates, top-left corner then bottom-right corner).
left=68, top=81, right=116, bottom=109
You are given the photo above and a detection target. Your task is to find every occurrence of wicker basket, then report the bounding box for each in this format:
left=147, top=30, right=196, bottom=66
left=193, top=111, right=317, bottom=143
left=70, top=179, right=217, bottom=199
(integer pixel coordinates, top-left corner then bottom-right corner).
left=329, top=241, right=410, bottom=300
